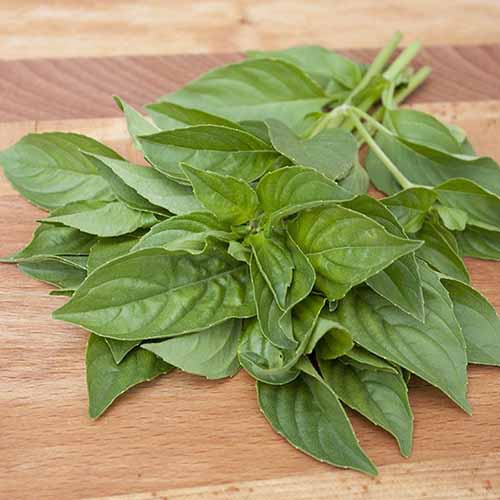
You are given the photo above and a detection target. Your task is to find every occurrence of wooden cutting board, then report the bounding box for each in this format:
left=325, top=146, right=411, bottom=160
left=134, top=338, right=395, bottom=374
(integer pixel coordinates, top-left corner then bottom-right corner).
left=1, top=45, right=500, bottom=500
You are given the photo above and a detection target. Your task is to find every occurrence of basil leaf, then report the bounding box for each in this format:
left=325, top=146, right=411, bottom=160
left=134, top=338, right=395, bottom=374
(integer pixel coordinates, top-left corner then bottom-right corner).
left=113, top=96, right=159, bottom=151
left=238, top=295, right=325, bottom=384
left=335, top=262, right=470, bottom=413
left=434, top=205, right=468, bottom=231
left=18, top=258, right=87, bottom=290
left=247, top=46, right=364, bottom=90
left=386, top=109, right=461, bottom=155
left=249, top=230, right=294, bottom=309
left=86, top=334, right=172, bottom=419
left=256, top=166, right=353, bottom=221
left=456, top=226, right=500, bottom=261
left=257, top=370, right=377, bottom=475
left=338, top=161, right=370, bottom=195
left=44, top=200, right=157, bottom=237
left=161, top=58, right=329, bottom=130
left=54, top=246, right=255, bottom=340
left=227, top=241, right=252, bottom=263
left=105, top=338, right=142, bottom=365
left=133, top=212, right=234, bottom=254
left=3, top=223, right=95, bottom=261
left=238, top=120, right=272, bottom=145
left=342, top=346, right=399, bottom=374
left=319, top=358, right=413, bottom=457
left=315, top=323, right=354, bottom=360
left=366, top=130, right=500, bottom=196
left=85, top=153, right=169, bottom=215
left=142, top=319, right=242, bottom=379
left=0, top=133, right=119, bottom=209
left=250, top=257, right=296, bottom=350
left=140, top=125, right=283, bottom=184
left=343, top=195, right=425, bottom=321
left=416, top=217, right=470, bottom=283
left=381, top=187, right=437, bottom=234
left=182, top=164, right=259, bottom=225
left=146, top=101, right=242, bottom=130
left=266, top=119, right=357, bottom=180
left=288, top=205, right=422, bottom=300
left=442, top=278, right=500, bottom=366
left=435, top=178, right=500, bottom=233
left=88, top=234, right=141, bottom=272
left=87, top=154, right=202, bottom=215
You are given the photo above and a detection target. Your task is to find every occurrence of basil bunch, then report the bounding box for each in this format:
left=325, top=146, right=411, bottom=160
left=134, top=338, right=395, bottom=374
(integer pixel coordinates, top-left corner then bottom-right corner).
left=2, top=32, right=500, bottom=476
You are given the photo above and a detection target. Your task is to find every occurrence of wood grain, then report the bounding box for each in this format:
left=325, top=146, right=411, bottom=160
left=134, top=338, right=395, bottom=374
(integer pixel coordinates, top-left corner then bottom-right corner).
left=1, top=45, right=500, bottom=123
left=2, top=0, right=500, bottom=60
left=1, top=48, right=500, bottom=499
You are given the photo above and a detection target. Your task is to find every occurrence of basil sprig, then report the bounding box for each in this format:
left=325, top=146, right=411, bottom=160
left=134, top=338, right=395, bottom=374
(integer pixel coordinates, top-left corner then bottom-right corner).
left=2, top=32, right=500, bottom=476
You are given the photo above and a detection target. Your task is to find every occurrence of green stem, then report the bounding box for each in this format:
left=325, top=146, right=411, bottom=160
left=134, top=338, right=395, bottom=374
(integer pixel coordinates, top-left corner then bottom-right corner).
left=304, top=32, right=403, bottom=138
left=346, top=31, right=402, bottom=105
left=393, top=66, right=432, bottom=104
left=355, top=66, right=432, bottom=144
left=383, top=41, right=421, bottom=82
left=349, top=113, right=414, bottom=189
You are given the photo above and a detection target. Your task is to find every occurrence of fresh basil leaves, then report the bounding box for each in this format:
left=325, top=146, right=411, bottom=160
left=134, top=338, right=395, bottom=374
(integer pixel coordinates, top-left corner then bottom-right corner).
left=1, top=32, right=499, bottom=477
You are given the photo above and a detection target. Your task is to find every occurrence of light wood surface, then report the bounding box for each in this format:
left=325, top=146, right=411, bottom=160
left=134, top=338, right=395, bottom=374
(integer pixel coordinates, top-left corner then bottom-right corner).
left=1, top=10, right=500, bottom=498
left=2, top=0, right=500, bottom=60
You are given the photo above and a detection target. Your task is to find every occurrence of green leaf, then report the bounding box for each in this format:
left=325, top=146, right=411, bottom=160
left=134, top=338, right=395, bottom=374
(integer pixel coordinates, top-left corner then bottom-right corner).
left=366, top=130, right=500, bottom=196
left=84, top=153, right=169, bottom=215
left=416, top=217, right=470, bottom=283
left=160, top=58, right=329, bottom=130
left=315, top=323, right=354, bottom=360
left=386, top=109, right=461, bottom=155
left=18, top=258, right=87, bottom=289
left=247, top=46, right=364, bottom=89
left=257, top=370, right=377, bottom=475
left=338, top=161, right=370, bottom=195
left=88, top=234, right=141, bottom=272
left=140, top=125, right=283, bottom=184
left=335, top=262, right=471, bottom=413
left=288, top=205, right=422, bottom=300
left=342, top=346, right=399, bottom=374
left=146, top=101, right=242, bottom=130
left=44, top=200, right=157, bottom=237
left=238, top=295, right=325, bottom=384
left=434, top=205, right=468, bottom=231
left=266, top=119, right=357, bottom=180
left=250, top=257, right=296, bottom=350
left=319, top=358, right=413, bottom=457
left=343, top=195, right=425, bottom=321
left=3, top=223, right=95, bottom=261
left=381, top=187, right=437, bottom=233
left=442, top=278, right=500, bottom=366
left=105, top=338, right=142, bottom=365
left=53, top=246, right=255, bottom=340
left=0, top=132, right=119, bottom=209
left=182, top=164, right=259, bottom=225
left=227, top=241, right=252, bottom=263
left=142, top=319, right=242, bottom=379
left=435, top=178, right=500, bottom=233
left=249, top=230, right=316, bottom=350
left=113, top=96, right=159, bottom=151
left=86, top=154, right=202, bottom=215
left=86, top=334, right=171, bottom=419
left=257, top=166, right=353, bottom=222
left=456, top=226, right=500, bottom=261
left=249, top=230, right=294, bottom=309
left=133, top=212, right=234, bottom=254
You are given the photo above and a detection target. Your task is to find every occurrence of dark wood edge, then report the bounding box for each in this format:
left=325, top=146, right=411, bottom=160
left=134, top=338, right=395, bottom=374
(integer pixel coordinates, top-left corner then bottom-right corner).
left=1, top=44, right=499, bottom=123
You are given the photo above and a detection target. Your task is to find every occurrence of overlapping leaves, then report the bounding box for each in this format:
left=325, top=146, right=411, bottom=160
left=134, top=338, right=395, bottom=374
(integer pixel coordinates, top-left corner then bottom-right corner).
left=1, top=33, right=500, bottom=477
